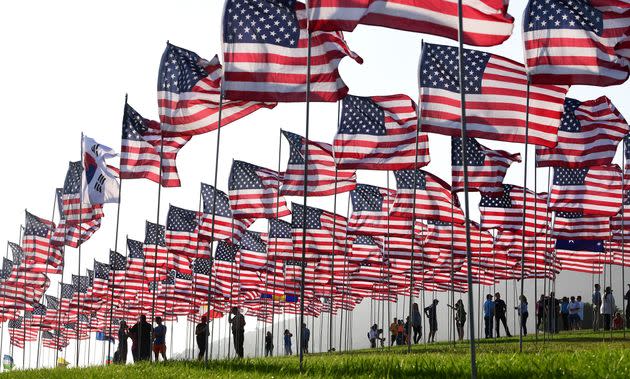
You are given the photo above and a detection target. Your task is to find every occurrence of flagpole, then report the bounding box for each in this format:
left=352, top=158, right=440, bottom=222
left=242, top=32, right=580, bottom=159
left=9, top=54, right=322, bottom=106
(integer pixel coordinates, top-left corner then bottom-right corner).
left=54, top=266, right=64, bottom=366
left=519, top=81, right=531, bottom=353
left=328, top=101, right=341, bottom=352
left=74, top=132, right=86, bottom=367
left=385, top=171, right=392, bottom=349
left=533, top=153, right=538, bottom=344
left=622, top=141, right=626, bottom=338
left=0, top=243, right=9, bottom=372
left=36, top=191, right=58, bottom=368
left=455, top=1, right=478, bottom=376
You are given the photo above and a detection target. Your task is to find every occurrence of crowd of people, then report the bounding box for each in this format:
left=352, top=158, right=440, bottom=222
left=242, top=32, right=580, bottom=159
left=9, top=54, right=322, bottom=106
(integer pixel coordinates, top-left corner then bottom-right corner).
left=109, top=284, right=630, bottom=362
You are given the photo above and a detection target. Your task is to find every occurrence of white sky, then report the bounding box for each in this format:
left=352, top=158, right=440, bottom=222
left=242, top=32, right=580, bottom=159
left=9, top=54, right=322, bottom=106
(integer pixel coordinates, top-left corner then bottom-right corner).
left=0, top=0, right=628, bottom=368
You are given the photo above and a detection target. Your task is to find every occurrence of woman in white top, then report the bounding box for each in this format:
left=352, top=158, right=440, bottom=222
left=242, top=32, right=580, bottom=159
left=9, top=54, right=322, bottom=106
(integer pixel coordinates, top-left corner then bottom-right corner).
left=601, top=286, right=616, bottom=331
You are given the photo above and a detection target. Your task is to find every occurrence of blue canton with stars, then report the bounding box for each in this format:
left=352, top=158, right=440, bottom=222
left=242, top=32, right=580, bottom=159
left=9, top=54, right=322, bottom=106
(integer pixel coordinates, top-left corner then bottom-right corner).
left=109, top=250, right=127, bottom=271
left=350, top=184, right=383, bottom=212
left=558, top=98, right=583, bottom=132
left=553, top=167, right=589, bottom=185
left=223, top=0, right=299, bottom=47
left=427, top=219, right=452, bottom=227
left=524, top=0, right=603, bottom=35
left=241, top=231, right=267, bottom=253
left=167, top=205, right=198, bottom=232
left=193, top=258, right=213, bottom=275
left=127, top=239, right=144, bottom=259
left=229, top=161, right=265, bottom=190
left=353, top=235, right=376, bottom=246
left=94, top=261, right=109, bottom=280
left=24, top=212, right=50, bottom=237
left=122, top=103, right=150, bottom=141
left=269, top=219, right=292, bottom=238
left=339, top=96, right=386, bottom=135
left=420, top=43, right=490, bottom=94
left=556, top=211, right=586, bottom=219
left=60, top=283, right=75, bottom=299
left=283, top=130, right=306, bottom=165
left=8, top=242, right=23, bottom=266
left=1, top=258, right=12, bottom=280
left=201, top=183, right=233, bottom=217
left=158, top=43, right=207, bottom=93
left=72, top=274, right=90, bottom=293
left=144, top=221, right=166, bottom=246
left=215, top=241, right=239, bottom=262
left=63, top=161, right=83, bottom=195
left=451, top=137, right=486, bottom=166
left=45, top=295, right=59, bottom=310
left=291, top=203, right=323, bottom=230
left=480, top=184, right=514, bottom=208
left=394, top=170, right=427, bottom=190
left=555, top=239, right=604, bottom=252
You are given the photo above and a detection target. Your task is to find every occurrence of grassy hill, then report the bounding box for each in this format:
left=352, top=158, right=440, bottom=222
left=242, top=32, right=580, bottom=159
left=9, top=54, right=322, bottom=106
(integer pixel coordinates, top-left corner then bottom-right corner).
left=3, top=331, right=630, bottom=378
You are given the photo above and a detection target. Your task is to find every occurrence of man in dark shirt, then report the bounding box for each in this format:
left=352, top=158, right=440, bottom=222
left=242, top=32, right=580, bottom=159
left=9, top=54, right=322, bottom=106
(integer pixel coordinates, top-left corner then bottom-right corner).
left=129, top=314, right=152, bottom=361
left=195, top=316, right=208, bottom=360
left=494, top=293, right=512, bottom=337
left=228, top=307, right=246, bottom=358
left=424, top=299, right=439, bottom=343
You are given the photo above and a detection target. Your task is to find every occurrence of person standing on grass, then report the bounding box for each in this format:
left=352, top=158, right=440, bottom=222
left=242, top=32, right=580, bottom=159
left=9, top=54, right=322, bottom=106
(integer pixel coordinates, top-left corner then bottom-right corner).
left=368, top=324, right=378, bottom=348
left=624, top=284, right=630, bottom=328
left=515, top=296, right=528, bottom=337
left=116, top=320, right=129, bottom=364
left=229, top=307, right=246, bottom=358
left=576, top=296, right=584, bottom=330
left=301, top=323, right=310, bottom=354
left=129, top=314, right=152, bottom=362
left=601, top=286, right=616, bottom=331
left=560, top=297, right=570, bottom=331
left=536, top=295, right=545, bottom=331
left=389, top=318, right=398, bottom=346
left=483, top=294, right=495, bottom=338
left=265, top=331, right=274, bottom=356
left=448, top=299, right=466, bottom=341
left=568, top=296, right=579, bottom=330
left=152, top=316, right=167, bottom=362
left=195, top=316, right=208, bottom=360
left=284, top=329, right=293, bottom=355
left=396, top=319, right=405, bottom=345
left=412, top=303, right=422, bottom=344
left=593, top=284, right=602, bottom=331
left=494, top=293, right=512, bottom=337
left=424, top=299, right=439, bottom=343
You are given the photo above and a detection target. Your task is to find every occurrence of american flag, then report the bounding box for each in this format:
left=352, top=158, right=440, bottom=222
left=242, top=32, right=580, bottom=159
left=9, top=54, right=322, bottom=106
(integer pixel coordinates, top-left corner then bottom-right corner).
left=523, top=0, right=630, bottom=86
left=348, top=234, right=381, bottom=262
left=61, top=161, right=103, bottom=223
left=555, top=239, right=606, bottom=274
left=144, top=221, right=169, bottom=269
left=239, top=230, right=268, bottom=271
left=8, top=242, right=24, bottom=266
left=291, top=202, right=347, bottom=259
left=550, top=165, right=622, bottom=216
left=420, top=42, right=568, bottom=147
left=22, top=211, right=56, bottom=267
left=158, top=42, right=276, bottom=136
left=333, top=94, right=430, bottom=170
left=91, top=261, right=110, bottom=298
left=536, top=97, right=629, bottom=167
left=281, top=130, right=356, bottom=196
left=192, top=257, right=213, bottom=297
left=221, top=0, right=362, bottom=102
left=553, top=211, right=611, bottom=239
left=52, top=188, right=101, bottom=248
left=109, top=250, right=126, bottom=272
left=307, top=0, right=514, bottom=47
left=267, top=219, right=294, bottom=261
left=451, top=137, right=521, bottom=195
left=166, top=205, right=200, bottom=258
left=391, top=169, right=465, bottom=224
left=510, top=187, right=550, bottom=235
left=121, top=103, right=191, bottom=187
left=199, top=183, right=253, bottom=243
left=419, top=219, right=493, bottom=258
left=480, top=184, right=549, bottom=235
left=228, top=160, right=291, bottom=219
left=348, top=184, right=412, bottom=236
left=0, top=257, right=13, bottom=280
left=212, top=241, right=240, bottom=298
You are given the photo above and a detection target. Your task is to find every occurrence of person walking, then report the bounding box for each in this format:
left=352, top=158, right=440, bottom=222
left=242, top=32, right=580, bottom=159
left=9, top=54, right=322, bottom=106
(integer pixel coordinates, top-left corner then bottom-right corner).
left=560, top=297, right=570, bottom=331
left=264, top=331, right=274, bottom=357
left=389, top=318, right=398, bottom=346
left=448, top=299, right=466, bottom=341
left=411, top=303, right=422, bottom=344
left=195, top=316, right=208, bottom=360
left=284, top=329, right=293, bottom=355
left=152, top=316, right=167, bottom=362
left=483, top=294, right=495, bottom=338
left=601, top=286, right=616, bottom=331
left=592, top=284, right=602, bottom=331
left=515, top=296, right=529, bottom=337
left=494, top=292, right=512, bottom=337
left=424, top=299, right=439, bottom=343
left=116, top=321, right=129, bottom=364
left=229, top=307, right=246, bottom=358
left=301, top=323, right=310, bottom=354
left=129, top=314, right=152, bottom=362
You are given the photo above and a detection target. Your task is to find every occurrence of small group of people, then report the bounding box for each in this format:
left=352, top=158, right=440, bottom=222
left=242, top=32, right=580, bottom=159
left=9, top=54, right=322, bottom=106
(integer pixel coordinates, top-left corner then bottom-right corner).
left=282, top=323, right=310, bottom=356
left=559, top=295, right=585, bottom=331
left=114, top=314, right=168, bottom=364
left=483, top=292, right=518, bottom=338
left=385, top=300, right=445, bottom=346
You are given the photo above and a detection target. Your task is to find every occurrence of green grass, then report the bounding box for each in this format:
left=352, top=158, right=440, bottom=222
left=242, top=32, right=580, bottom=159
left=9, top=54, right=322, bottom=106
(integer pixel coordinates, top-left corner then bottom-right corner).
left=3, top=331, right=630, bottom=378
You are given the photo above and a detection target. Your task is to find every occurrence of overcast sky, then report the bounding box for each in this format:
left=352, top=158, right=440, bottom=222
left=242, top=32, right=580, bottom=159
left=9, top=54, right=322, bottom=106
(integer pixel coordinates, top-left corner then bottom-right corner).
left=0, top=0, right=628, bottom=367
